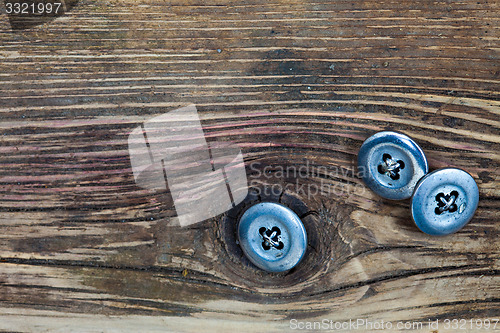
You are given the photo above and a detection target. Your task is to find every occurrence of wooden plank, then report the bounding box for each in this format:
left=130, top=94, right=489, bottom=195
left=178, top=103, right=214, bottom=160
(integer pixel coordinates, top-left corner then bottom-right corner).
left=0, top=0, right=499, bottom=331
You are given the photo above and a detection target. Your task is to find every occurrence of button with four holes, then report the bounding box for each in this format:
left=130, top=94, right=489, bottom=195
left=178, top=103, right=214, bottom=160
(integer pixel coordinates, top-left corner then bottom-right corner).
left=358, top=131, right=428, bottom=200
left=237, top=202, right=307, bottom=273
left=411, top=168, right=479, bottom=236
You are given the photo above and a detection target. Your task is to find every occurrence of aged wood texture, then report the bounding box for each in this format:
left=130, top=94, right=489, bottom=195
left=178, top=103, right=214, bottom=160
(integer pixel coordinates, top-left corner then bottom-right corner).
left=0, top=0, right=499, bottom=332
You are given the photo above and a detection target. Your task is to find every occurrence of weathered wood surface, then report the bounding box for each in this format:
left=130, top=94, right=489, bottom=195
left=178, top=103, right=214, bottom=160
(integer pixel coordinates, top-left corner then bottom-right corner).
left=0, top=0, right=499, bottom=332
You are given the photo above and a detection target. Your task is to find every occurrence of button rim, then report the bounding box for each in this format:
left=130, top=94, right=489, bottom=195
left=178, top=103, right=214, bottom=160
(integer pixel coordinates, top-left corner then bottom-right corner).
left=237, top=202, right=307, bottom=273
left=358, top=131, right=429, bottom=200
left=410, top=167, right=479, bottom=236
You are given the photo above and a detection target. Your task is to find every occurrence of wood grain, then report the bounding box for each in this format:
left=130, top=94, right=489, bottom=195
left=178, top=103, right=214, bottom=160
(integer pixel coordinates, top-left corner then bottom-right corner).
left=0, top=0, right=499, bottom=332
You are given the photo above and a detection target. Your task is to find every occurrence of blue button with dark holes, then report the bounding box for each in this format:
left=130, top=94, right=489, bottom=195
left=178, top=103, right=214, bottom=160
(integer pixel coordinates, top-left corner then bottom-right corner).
left=237, top=202, right=307, bottom=272
left=358, top=131, right=428, bottom=200
left=411, top=168, right=479, bottom=236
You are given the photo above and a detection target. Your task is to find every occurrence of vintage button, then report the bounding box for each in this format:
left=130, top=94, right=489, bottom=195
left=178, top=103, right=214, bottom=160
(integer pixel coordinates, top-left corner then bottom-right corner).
left=358, top=131, right=428, bottom=200
left=237, top=202, right=307, bottom=272
left=411, top=168, right=479, bottom=236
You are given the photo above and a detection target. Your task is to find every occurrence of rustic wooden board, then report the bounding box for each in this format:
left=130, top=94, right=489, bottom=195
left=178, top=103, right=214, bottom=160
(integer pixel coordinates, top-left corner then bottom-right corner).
left=0, top=0, right=499, bottom=332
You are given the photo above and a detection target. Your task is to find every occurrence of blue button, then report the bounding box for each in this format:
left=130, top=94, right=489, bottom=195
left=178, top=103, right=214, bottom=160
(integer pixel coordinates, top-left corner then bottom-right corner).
left=411, top=168, right=479, bottom=235
left=238, top=202, right=307, bottom=272
left=358, top=131, right=428, bottom=200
